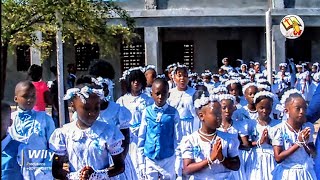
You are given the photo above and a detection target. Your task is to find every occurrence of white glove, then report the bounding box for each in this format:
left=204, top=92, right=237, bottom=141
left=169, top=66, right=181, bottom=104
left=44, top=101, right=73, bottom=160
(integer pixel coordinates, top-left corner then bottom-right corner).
left=139, top=164, right=146, bottom=179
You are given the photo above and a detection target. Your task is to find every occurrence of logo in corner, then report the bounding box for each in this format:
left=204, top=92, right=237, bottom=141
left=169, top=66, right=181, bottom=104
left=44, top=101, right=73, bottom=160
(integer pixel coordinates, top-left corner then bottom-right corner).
left=280, top=15, right=304, bottom=39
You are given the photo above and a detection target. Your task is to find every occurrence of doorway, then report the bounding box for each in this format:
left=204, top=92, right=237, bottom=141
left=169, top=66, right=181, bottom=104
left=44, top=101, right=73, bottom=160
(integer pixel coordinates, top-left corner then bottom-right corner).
left=286, top=40, right=311, bottom=64
left=217, top=40, right=242, bottom=68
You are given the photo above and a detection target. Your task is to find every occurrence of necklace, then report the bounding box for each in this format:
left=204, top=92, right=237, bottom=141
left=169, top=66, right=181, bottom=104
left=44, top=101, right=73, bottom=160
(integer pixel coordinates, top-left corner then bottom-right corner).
left=199, top=128, right=217, bottom=136
left=285, top=121, right=301, bottom=134
left=257, top=117, right=270, bottom=126
left=198, top=130, right=217, bottom=145
left=220, top=121, right=233, bottom=131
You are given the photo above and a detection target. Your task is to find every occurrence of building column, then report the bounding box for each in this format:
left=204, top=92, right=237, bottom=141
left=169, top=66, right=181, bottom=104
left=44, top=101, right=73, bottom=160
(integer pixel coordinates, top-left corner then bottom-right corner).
left=30, top=31, right=42, bottom=65
left=273, top=0, right=284, bottom=8
left=145, top=0, right=157, bottom=9
left=272, top=25, right=286, bottom=69
left=144, top=27, right=162, bottom=73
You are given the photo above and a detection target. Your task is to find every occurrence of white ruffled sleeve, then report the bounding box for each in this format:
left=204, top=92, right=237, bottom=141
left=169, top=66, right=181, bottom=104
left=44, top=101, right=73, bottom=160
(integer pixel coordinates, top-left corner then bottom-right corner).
left=181, top=135, right=195, bottom=160
left=105, top=127, right=124, bottom=156
left=271, top=125, right=283, bottom=146
left=49, top=128, right=67, bottom=156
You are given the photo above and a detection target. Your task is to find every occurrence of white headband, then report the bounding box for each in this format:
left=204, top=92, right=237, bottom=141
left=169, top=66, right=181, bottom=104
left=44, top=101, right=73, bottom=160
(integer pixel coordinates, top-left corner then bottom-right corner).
left=240, top=64, right=247, bottom=68
left=212, top=74, right=220, bottom=77
left=224, top=79, right=240, bottom=87
left=92, top=77, right=115, bottom=101
left=64, top=86, right=104, bottom=104
left=166, top=63, right=177, bottom=71
left=256, top=83, right=271, bottom=91
left=213, top=85, right=228, bottom=94
left=280, top=89, right=304, bottom=105
left=144, top=65, right=156, bottom=72
left=173, top=63, right=188, bottom=75
left=279, top=63, right=287, bottom=67
left=219, top=94, right=236, bottom=104
left=194, top=94, right=220, bottom=109
left=201, top=72, right=212, bottom=77
left=253, top=91, right=274, bottom=104
left=242, top=82, right=257, bottom=95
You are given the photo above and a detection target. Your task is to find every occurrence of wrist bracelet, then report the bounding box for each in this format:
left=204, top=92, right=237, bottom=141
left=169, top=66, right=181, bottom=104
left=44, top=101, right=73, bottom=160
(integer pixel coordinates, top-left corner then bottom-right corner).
left=207, top=157, right=213, bottom=169
left=295, top=141, right=303, bottom=147
left=219, top=156, right=225, bottom=163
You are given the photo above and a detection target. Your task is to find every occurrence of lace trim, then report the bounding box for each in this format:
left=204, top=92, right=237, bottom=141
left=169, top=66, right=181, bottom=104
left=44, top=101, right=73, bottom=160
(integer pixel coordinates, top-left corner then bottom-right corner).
left=89, top=169, right=109, bottom=180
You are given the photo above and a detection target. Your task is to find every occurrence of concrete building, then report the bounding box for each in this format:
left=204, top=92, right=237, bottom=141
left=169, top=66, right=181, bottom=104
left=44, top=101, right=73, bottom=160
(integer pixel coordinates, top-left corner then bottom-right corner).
left=4, top=0, right=320, bottom=103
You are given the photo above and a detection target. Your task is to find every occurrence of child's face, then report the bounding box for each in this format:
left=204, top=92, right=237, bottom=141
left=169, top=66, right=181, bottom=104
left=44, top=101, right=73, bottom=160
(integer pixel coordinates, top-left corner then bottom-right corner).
left=256, top=98, right=273, bottom=119
left=72, top=94, right=100, bottom=127
left=168, top=68, right=174, bottom=80
left=202, top=76, right=211, bottom=83
left=145, top=69, right=156, bottom=87
left=229, top=84, right=240, bottom=97
left=221, top=99, right=235, bottom=121
left=201, top=102, right=222, bottom=129
left=131, top=80, right=142, bottom=93
left=280, top=66, right=286, bottom=72
left=245, top=86, right=258, bottom=104
left=213, top=77, right=219, bottom=83
left=241, top=66, right=247, bottom=72
left=312, top=66, right=317, bottom=73
left=285, top=96, right=307, bottom=124
left=174, top=70, right=189, bottom=90
left=151, top=82, right=169, bottom=107
left=254, top=65, right=260, bottom=73
left=1, top=110, right=12, bottom=140
left=297, top=67, right=302, bottom=73
left=14, top=86, right=36, bottom=110
left=218, top=69, right=224, bottom=75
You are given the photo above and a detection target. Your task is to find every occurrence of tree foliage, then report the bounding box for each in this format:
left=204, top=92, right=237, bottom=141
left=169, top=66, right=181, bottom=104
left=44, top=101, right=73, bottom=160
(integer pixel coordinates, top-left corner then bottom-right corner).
left=1, top=0, right=136, bottom=60
left=1, top=0, right=135, bottom=100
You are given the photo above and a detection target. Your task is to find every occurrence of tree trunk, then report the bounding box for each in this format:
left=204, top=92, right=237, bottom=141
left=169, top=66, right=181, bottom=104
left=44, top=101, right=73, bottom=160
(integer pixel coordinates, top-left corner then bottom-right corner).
left=1, top=43, right=8, bottom=100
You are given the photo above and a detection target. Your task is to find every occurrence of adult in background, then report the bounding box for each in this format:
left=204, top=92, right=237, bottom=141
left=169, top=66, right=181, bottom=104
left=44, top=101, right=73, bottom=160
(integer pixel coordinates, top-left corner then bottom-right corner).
left=49, top=66, right=70, bottom=127
left=27, top=64, right=52, bottom=111
left=67, top=63, right=77, bottom=89
left=306, top=84, right=320, bottom=180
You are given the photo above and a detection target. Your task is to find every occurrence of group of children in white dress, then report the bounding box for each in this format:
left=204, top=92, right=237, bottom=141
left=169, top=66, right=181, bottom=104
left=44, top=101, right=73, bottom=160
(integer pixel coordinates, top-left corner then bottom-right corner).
left=1, top=58, right=319, bottom=180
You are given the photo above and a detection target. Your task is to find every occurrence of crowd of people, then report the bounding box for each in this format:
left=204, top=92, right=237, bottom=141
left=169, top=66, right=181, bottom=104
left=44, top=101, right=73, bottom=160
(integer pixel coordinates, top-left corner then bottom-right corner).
left=1, top=57, right=320, bottom=180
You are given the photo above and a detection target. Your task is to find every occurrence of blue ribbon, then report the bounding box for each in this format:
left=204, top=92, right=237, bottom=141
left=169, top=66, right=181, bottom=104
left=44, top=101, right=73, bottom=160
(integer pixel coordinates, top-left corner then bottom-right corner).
left=18, top=110, right=33, bottom=121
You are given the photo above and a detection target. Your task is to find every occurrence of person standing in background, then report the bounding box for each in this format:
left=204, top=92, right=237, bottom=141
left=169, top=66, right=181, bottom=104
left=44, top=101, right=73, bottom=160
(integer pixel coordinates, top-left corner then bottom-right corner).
left=67, top=63, right=77, bottom=89
left=28, top=64, right=52, bottom=111
left=49, top=66, right=70, bottom=128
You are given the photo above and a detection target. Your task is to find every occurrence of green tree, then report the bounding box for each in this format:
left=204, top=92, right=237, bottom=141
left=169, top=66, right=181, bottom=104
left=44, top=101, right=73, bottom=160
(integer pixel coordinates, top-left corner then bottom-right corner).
left=1, top=0, right=135, bottom=100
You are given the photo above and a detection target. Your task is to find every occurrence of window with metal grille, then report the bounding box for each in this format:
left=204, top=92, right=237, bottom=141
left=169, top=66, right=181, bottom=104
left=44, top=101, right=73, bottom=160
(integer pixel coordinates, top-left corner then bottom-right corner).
left=162, top=41, right=194, bottom=71
left=16, top=45, right=31, bottom=71
left=120, top=43, right=145, bottom=72
left=75, top=43, right=100, bottom=71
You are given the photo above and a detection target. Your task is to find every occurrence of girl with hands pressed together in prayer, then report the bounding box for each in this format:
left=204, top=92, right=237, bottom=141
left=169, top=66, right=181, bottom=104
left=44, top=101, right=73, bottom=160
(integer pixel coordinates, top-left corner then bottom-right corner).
left=181, top=90, right=240, bottom=180
left=50, top=82, right=125, bottom=180
left=271, top=89, right=317, bottom=180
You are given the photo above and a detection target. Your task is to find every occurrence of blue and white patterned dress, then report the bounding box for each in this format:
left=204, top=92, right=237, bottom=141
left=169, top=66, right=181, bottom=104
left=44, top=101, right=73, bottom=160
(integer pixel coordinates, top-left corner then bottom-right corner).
left=49, top=119, right=124, bottom=179
left=271, top=122, right=316, bottom=180
left=100, top=101, right=137, bottom=180
left=245, top=119, right=281, bottom=180
left=181, top=130, right=240, bottom=180
left=167, top=87, right=197, bottom=136
left=116, top=93, right=153, bottom=176
left=217, top=120, right=249, bottom=180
